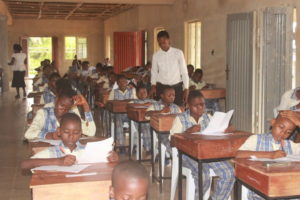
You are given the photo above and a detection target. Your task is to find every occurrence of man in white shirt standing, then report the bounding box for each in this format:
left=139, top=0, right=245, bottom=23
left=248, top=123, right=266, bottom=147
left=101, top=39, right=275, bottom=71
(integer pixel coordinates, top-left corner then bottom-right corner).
left=150, top=31, right=189, bottom=106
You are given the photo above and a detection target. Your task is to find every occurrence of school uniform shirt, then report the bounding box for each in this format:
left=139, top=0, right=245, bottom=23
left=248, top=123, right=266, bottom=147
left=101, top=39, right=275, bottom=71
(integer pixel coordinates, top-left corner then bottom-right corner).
left=40, top=87, right=56, bottom=104
left=145, top=100, right=182, bottom=120
left=189, top=79, right=207, bottom=90
left=239, top=132, right=300, bottom=154
left=96, top=75, right=109, bottom=89
left=151, top=47, right=189, bottom=89
left=275, top=88, right=300, bottom=111
left=24, top=102, right=96, bottom=140
left=31, top=141, right=85, bottom=159
left=108, top=87, right=137, bottom=100
left=11, top=53, right=26, bottom=71
left=170, top=109, right=211, bottom=136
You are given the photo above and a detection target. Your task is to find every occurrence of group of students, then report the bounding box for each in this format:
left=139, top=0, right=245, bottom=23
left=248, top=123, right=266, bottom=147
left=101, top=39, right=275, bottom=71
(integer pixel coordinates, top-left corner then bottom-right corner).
left=21, top=55, right=300, bottom=200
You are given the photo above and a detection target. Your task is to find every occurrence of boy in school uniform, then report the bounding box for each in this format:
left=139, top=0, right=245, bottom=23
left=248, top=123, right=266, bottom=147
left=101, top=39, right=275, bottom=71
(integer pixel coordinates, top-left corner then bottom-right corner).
left=189, top=69, right=208, bottom=90
left=236, top=114, right=300, bottom=200
left=108, top=75, right=137, bottom=148
left=146, top=86, right=182, bottom=153
left=24, top=88, right=96, bottom=140
left=187, top=64, right=194, bottom=78
left=170, top=90, right=235, bottom=200
left=110, top=161, right=149, bottom=200
left=40, top=72, right=60, bottom=104
left=21, top=113, right=118, bottom=170
left=129, top=84, right=156, bottom=153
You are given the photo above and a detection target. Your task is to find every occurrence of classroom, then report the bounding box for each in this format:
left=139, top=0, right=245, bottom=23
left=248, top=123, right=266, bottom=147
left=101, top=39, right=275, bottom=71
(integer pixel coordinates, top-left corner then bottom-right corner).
left=1, top=0, right=300, bottom=199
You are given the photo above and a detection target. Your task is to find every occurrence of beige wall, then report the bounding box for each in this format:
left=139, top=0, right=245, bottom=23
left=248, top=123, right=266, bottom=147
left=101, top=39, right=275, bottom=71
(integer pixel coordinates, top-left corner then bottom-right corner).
left=7, top=19, right=104, bottom=76
left=104, top=0, right=300, bottom=88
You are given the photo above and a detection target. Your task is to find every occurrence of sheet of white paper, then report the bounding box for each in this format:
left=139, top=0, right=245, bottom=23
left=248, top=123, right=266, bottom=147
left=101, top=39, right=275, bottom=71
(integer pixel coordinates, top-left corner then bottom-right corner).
left=249, top=155, right=300, bottom=162
left=32, top=164, right=90, bottom=173
left=78, top=137, right=113, bottom=164
left=30, top=139, right=61, bottom=146
left=202, top=110, right=234, bottom=135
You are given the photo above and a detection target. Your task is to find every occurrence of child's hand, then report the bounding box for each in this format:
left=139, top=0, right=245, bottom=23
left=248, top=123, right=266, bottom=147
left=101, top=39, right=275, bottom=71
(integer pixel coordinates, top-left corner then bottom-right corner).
left=60, top=155, right=76, bottom=166
left=45, top=131, right=61, bottom=140
left=280, top=110, right=300, bottom=126
left=185, top=125, right=201, bottom=134
left=161, top=106, right=171, bottom=113
left=272, top=150, right=286, bottom=159
left=73, top=95, right=90, bottom=111
left=107, top=151, right=119, bottom=162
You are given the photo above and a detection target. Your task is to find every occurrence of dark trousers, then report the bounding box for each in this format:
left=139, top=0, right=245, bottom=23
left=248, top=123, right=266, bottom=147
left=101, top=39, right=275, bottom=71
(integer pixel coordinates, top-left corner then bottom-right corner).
left=156, top=82, right=183, bottom=106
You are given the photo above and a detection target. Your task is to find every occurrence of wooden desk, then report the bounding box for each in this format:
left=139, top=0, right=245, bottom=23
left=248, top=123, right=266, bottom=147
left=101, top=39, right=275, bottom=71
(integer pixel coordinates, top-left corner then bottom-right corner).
left=200, top=88, right=226, bottom=99
left=171, top=131, right=251, bottom=200
left=30, top=163, right=116, bottom=200
left=150, top=113, right=180, bottom=192
left=29, top=137, right=106, bottom=155
left=106, top=100, right=132, bottom=149
left=127, top=104, right=150, bottom=161
left=235, top=159, right=300, bottom=199
left=28, top=92, right=43, bottom=98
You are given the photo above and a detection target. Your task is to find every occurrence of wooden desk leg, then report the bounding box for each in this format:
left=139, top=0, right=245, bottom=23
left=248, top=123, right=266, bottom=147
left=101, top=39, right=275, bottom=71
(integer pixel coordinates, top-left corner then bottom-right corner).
left=151, top=127, right=155, bottom=183
left=178, top=150, right=183, bottom=200
left=129, top=119, right=132, bottom=160
left=158, top=132, right=163, bottom=193
left=114, top=113, right=117, bottom=147
left=138, top=122, right=142, bottom=161
left=198, top=160, right=203, bottom=200
left=235, top=179, right=242, bottom=200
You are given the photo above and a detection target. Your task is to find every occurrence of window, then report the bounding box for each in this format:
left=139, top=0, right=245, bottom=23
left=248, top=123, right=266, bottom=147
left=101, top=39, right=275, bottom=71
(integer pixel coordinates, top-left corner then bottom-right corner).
left=64, top=36, right=87, bottom=60
left=186, top=21, right=201, bottom=68
left=153, top=27, right=165, bottom=52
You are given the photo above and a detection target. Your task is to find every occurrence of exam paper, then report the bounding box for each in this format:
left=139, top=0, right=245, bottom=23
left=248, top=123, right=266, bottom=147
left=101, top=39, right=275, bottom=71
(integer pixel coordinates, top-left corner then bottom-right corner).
left=249, top=155, right=300, bottom=162
left=32, top=164, right=90, bottom=173
left=30, top=139, right=61, bottom=146
left=202, top=110, right=234, bottom=135
left=78, top=137, right=113, bottom=164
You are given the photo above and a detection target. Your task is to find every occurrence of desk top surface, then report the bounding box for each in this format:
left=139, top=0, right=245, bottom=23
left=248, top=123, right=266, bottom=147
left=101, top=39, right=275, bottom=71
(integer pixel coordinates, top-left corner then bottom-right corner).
left=30, top=162, right=116, bottom=187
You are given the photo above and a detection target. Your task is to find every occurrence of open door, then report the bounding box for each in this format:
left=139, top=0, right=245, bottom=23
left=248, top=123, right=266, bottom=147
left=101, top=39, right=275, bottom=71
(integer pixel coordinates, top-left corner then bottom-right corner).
left=113, top=31, right=145, bottom=73
left=20, top=37, right=28, bottom=77
left=226, top=12, right=254, bottom=132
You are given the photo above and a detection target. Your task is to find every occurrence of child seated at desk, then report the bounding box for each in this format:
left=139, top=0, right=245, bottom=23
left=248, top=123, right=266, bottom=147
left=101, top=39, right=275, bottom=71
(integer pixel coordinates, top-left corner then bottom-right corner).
left=236, top=114, right=300, bottom=200
left=108, top=74, right=137, bottom=150
left=110, top=161, right=149, bottom=200
left=24, top=88, right=96, bottom=140
left=146, top=86, right=182, bottom=153
left=40, top=72, right=60, bottom=104
left=33, top=64, right=55, bottom=92
left=170, top=90, right=235, bottom=200
left=189, top=69, right=207, bottom=90
left=129, top=84, right=156, bottom=153
left=21, top=113, right=118, bottom=170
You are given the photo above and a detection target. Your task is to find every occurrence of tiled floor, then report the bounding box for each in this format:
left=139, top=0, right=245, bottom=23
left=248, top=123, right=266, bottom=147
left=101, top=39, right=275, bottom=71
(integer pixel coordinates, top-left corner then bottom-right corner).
left=0, top=84, right=174, bottom=200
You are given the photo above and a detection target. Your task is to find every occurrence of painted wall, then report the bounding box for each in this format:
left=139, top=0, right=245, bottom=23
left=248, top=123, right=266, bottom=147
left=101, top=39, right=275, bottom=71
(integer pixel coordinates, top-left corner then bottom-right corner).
left=104, top=0, right=300, bottom=88
left=7, top=19, right=104, bottom=77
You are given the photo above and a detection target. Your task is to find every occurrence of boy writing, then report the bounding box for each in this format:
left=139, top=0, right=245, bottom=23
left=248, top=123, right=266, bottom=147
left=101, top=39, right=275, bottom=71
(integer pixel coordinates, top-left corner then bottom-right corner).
left=21, top=113, right=118, bottom=170
left=109, top=161, right=149, bottom=200
left=170, top=90, right=235, bottom=200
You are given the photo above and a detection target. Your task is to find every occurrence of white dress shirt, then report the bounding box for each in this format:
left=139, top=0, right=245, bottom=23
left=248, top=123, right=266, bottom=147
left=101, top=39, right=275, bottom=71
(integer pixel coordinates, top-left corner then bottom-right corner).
left=151, top=47, right=189, bottom=89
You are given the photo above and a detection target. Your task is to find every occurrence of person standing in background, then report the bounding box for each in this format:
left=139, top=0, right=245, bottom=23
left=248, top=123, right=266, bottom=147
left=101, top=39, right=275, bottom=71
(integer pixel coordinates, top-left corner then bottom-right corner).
left=150, top=31, right=189, bottom=106
left=8, top=44, right=27, bottom=99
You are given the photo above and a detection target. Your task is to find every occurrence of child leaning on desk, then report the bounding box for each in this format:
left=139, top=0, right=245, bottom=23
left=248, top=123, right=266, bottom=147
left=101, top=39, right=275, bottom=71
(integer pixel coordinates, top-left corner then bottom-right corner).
left=236, top=113, right=300, bottom=200
left=108, top=74, right=137, bottom=151
left=170, top=90, right=235, bottom=200
left=129, top=84, right=156, bottom=154
left=21, top=113, right=118, bottom=170
left=145, top=85, right=182, bottom=154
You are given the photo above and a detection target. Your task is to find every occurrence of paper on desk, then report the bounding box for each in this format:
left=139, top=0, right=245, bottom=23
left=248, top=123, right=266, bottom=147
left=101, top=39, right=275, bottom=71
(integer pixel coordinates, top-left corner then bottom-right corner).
left=32, top=164, right=90, bottom=173
left=249, top=155, right=300, bottom=162
left=77, top=137, right=113, bottom=164
left=30, top=139, right=61, bottom=146
left=202, top=110, right=234, bottom=135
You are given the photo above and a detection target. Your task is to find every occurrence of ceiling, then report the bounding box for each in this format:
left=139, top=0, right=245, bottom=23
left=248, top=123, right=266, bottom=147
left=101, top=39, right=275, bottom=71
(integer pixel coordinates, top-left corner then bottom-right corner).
left=3, top=1, right=136, bottom=20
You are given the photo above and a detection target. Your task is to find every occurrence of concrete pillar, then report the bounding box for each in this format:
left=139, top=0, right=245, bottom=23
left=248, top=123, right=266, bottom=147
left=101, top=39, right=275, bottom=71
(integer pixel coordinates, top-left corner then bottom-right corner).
left=0, top=15, right=9, bottom=92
